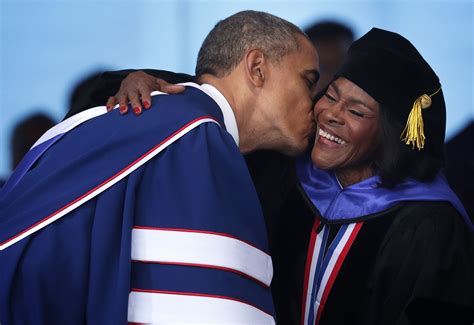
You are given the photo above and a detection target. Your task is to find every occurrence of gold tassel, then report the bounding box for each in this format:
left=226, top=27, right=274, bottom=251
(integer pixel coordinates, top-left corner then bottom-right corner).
left=400, top=87, right=441, bottom=150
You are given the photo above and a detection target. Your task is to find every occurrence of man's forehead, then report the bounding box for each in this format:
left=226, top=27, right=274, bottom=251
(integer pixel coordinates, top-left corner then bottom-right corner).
left=289, top=37, right=320, bottom=74
left=297, top=35, right=319, bottom=63
left=265, top=34, right=319, bottom=75
left=297, top=34, right=318, bottom=54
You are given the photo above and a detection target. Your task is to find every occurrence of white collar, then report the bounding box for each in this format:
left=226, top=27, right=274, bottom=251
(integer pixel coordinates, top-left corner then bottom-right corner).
left=178, top=82, right=239, bottom=147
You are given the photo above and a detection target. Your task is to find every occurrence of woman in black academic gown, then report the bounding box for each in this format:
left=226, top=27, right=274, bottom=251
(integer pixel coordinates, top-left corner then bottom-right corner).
left=271, top=28, right=474, bottom=325
left=68, top=28, right=474, bottom=325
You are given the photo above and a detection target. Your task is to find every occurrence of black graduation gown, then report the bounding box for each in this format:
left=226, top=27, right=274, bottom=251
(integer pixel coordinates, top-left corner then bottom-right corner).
left=280, top=187, right=474, bottom=324
left=64, top=69, right=194, bottom=119
left=70, top=70, right=474, bottom=325
left=260, top=155, right=474, bottom=325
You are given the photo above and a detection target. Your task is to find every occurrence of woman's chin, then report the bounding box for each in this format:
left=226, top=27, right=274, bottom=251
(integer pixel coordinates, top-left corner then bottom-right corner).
left=311, top=146, right=340, bottom=171
left=311, top=149, right=327, bottom=170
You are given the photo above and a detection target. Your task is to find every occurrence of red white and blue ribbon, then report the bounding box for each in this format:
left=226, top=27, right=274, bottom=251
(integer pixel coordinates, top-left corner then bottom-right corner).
left=301, top=220, right=363, bottom=325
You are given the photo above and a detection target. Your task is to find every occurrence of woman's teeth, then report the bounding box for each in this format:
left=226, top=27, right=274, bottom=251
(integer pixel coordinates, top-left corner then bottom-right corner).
left=319, top=129, right=346, bottom=145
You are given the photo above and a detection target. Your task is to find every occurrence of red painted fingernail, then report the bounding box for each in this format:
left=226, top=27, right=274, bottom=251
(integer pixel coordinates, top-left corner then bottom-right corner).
left=143, top=101, right=150, bottom=109
left=119, top=106, right=127, bottom=113
left=134, top=106, right=141, bottom=115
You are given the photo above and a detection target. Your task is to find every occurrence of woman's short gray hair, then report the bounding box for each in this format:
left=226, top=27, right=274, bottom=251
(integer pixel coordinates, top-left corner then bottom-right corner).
left=196, top=10, right=306, bottom=78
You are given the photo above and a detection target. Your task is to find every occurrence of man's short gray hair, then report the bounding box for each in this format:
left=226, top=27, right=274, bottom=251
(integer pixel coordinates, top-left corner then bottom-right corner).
left=195, top=10, right=306, bottom=78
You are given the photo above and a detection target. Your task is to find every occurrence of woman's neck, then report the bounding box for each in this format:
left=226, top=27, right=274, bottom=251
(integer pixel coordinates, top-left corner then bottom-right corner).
left=335, top=165, right=375, bottom=188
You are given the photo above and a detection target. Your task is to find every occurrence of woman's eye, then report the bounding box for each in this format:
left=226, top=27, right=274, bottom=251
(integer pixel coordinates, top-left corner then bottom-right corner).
left=349, top=109, right=364, bottom=117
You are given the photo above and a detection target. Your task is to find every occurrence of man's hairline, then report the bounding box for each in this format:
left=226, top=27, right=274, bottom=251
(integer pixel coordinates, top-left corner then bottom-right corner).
left=196, top=31, right=309, bottom=80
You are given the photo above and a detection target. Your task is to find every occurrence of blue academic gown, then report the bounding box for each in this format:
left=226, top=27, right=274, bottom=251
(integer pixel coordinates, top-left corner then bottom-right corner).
left=0, top=85, right=275, bottom=324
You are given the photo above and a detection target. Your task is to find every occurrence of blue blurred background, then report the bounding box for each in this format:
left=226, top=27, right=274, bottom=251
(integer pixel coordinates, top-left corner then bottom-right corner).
left=1, top=0, right=473, bottom=179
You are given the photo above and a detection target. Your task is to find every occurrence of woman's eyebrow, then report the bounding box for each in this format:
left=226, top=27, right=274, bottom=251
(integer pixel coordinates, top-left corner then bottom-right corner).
left=332, top=82, right=376, bottom=112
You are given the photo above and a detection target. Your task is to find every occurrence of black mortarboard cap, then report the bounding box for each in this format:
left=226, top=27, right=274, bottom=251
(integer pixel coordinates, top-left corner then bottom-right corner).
left=335, top=28, right=445, bottom=155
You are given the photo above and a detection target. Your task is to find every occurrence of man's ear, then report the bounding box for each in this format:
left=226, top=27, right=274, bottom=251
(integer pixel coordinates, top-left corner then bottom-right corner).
left=244, top=49, right=267, bottom=87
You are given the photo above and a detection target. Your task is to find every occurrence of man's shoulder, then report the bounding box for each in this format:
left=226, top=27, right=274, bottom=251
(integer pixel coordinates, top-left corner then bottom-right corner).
left=144, top=86, right=224, bottom=125
left=70, top=85, right=226, bottom=152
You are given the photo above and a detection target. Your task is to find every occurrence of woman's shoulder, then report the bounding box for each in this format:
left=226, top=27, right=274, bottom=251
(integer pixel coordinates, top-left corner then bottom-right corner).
left=383, top=200, right=473, bottom=251
left=393, top=200, right=468, bottom=229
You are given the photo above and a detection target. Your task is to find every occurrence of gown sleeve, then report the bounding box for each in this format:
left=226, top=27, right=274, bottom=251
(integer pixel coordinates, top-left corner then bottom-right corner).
left=63, top=69, right=195, bottom=119
left=361, top=202, right=474, bottom=325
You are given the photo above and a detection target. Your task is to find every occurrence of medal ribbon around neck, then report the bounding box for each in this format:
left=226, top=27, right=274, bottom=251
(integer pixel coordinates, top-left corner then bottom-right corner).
left=301, top=220, right=364, bottom=325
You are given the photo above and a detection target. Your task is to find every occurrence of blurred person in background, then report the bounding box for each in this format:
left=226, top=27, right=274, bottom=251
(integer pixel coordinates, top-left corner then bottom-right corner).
left=0, top=112, right=56, bottom=188
left=10, top=112, right=56, bottom=169
left=2, top=71, right=103, bottom=188
left=304, top=21, right=354, bottom=95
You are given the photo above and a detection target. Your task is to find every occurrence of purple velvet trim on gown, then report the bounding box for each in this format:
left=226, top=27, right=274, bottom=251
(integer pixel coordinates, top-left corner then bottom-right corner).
left=296, top=153, right=472, bottom=230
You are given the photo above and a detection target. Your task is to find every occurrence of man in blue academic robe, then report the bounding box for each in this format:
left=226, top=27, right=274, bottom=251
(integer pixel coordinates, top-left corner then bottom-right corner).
left=0, top=11, right=320, bottom=324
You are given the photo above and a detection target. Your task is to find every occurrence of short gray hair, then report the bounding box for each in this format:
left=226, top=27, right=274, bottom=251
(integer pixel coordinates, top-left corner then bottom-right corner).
left=196, top=10, right=306, bottom=78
